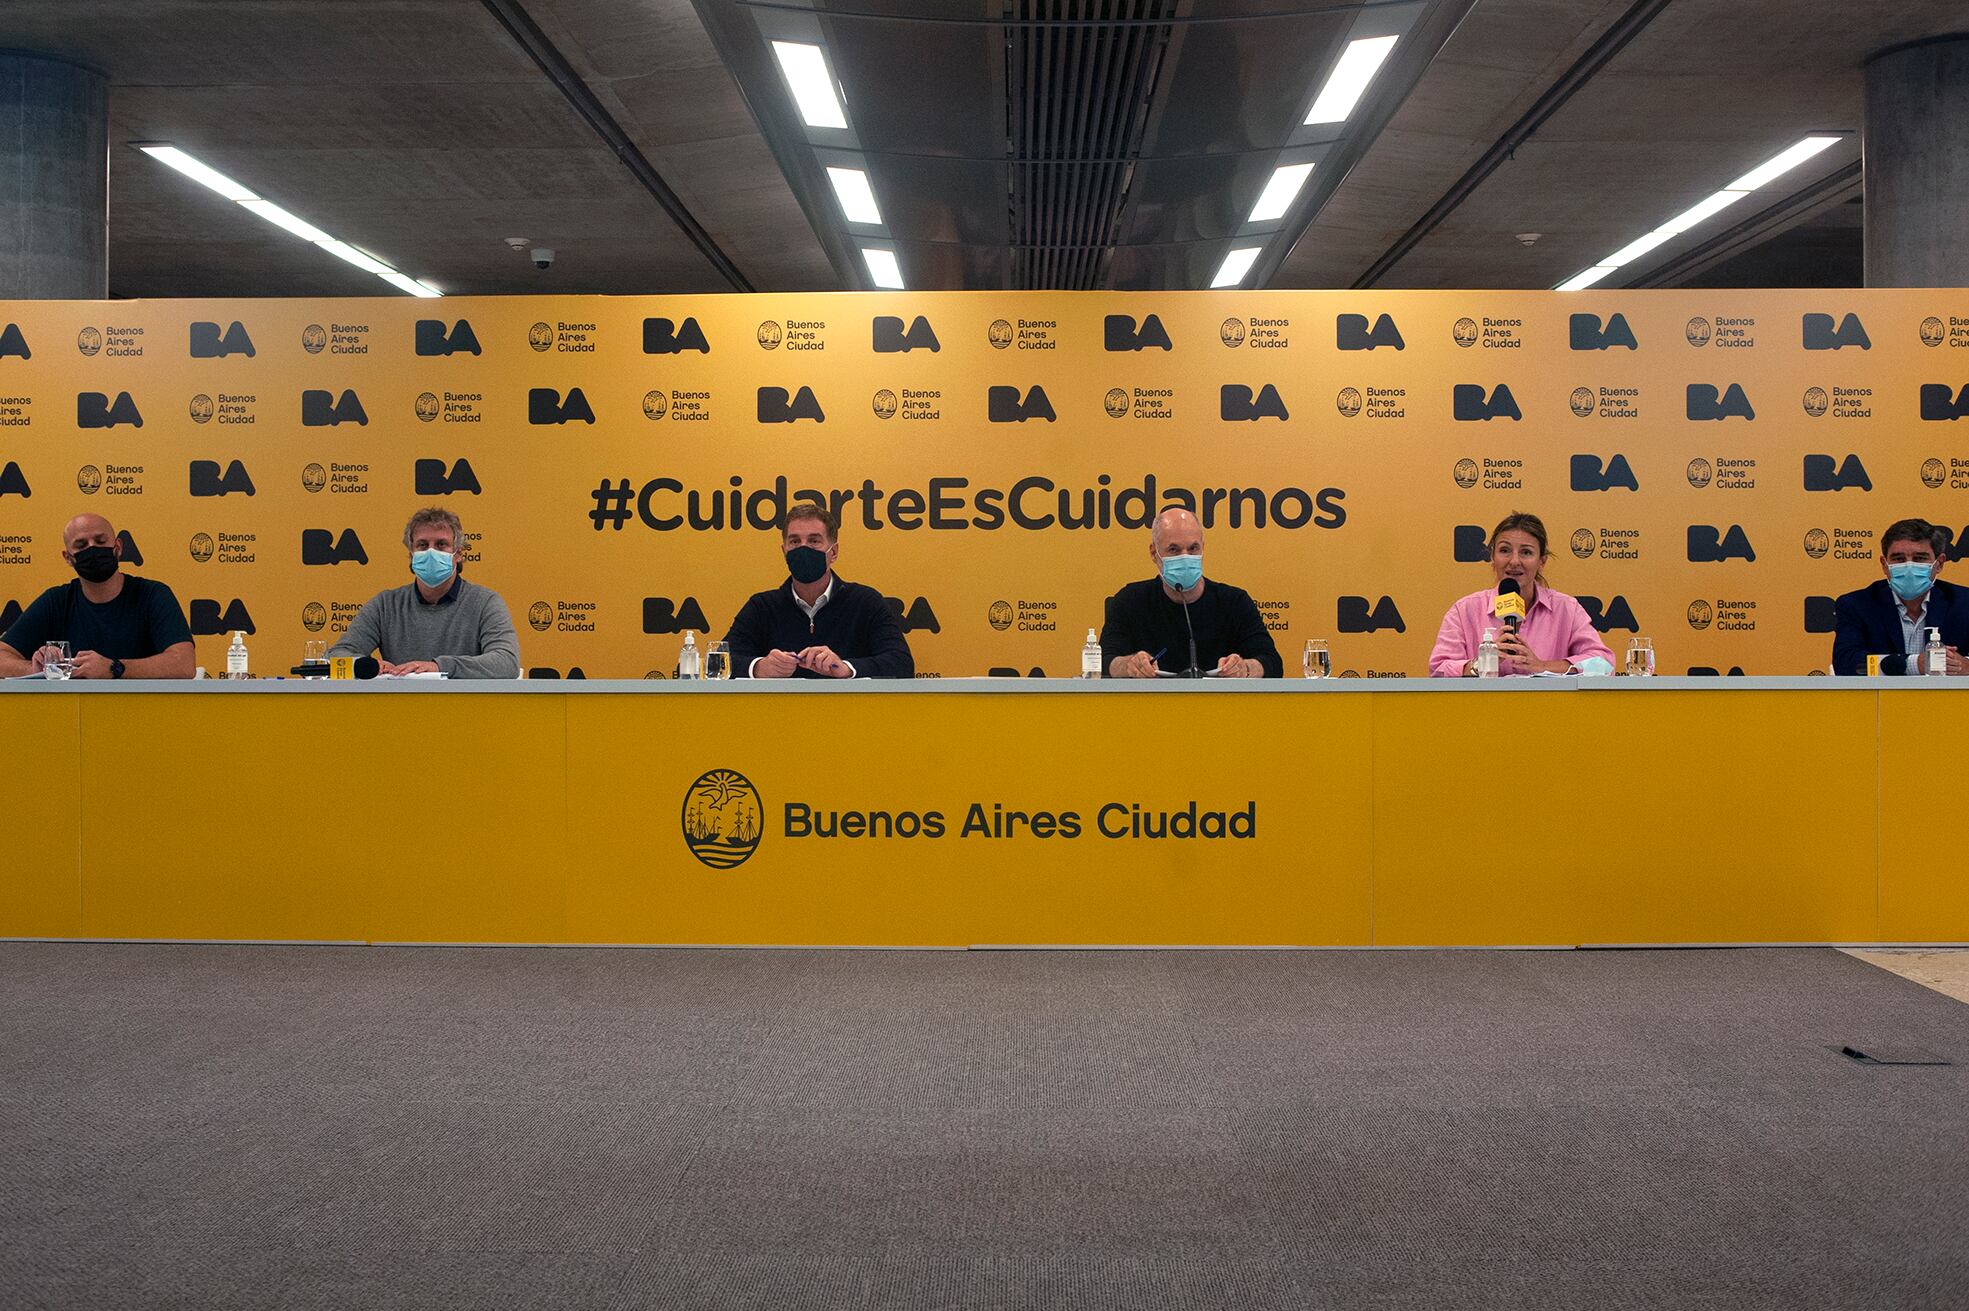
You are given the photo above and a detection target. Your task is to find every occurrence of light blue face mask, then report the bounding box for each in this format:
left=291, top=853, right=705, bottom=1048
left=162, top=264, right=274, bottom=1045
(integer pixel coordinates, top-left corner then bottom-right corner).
left=1888, top=561, right=1934, bottom=602
left=1160, top=554, right=1203, bottom=590
left=411, top=548, right=455, bottom=588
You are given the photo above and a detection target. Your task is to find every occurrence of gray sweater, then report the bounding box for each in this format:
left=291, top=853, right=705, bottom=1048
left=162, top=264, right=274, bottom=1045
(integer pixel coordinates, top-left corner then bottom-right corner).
left=327, top=577, right=521, bottom=678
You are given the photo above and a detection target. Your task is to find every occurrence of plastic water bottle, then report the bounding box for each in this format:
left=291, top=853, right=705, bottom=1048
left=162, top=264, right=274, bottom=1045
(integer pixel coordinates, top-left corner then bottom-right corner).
left=1080, top=628, right=1102, bottom=679
left=226, top=631, right=249, bottom=680
left=1928, top=627, right=1946, bottom=677
left=678, top=631, right=701, bottom=680
left=1476, top=626, right=1500, bottom=679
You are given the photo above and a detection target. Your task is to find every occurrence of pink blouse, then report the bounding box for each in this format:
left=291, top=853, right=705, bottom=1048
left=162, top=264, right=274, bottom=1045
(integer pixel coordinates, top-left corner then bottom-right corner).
left=1429, top=586, right=1615, bottom=677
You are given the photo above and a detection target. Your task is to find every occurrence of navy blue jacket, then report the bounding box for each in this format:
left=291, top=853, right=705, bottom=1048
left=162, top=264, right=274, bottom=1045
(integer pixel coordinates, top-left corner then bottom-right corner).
left=1832, top=578, right=1966, bottom=675
left=724, top=574, right=914, bottom=678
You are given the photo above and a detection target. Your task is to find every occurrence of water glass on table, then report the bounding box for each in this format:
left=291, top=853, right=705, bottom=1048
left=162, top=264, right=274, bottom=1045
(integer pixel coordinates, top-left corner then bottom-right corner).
left=705, top=640, right=732, bottom=680
left=1625, top=636, right=1655, bottom=677
left=1302, top=639, right=1330, bottom=679
left=38, top=641, right=72, bottom=680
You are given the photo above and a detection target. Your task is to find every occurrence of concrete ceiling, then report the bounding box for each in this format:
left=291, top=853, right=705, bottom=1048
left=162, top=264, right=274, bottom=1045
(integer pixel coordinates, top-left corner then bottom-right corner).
left=0, top=0, right=1956, bottom=297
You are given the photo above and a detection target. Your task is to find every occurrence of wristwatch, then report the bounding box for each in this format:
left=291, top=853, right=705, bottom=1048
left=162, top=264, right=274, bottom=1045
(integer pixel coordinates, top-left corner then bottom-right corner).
left=109, top=658, right=126, bottom=680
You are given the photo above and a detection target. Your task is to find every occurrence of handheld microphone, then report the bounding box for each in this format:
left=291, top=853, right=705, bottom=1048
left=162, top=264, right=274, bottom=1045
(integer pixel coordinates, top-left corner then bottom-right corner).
left=1493, top=577, right=1526, bottom=633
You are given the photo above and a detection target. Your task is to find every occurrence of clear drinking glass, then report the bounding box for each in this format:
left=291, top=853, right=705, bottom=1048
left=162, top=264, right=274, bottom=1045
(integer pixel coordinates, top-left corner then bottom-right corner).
left=39, top=641, right=71, bottom=680
left=705, top=640, right=732, bottom=680
left=1625, top=636, right=1655, bottom=677
left=1302, top=639, right=1330, bottom=679
left=302, top=640, right=327, bottom=666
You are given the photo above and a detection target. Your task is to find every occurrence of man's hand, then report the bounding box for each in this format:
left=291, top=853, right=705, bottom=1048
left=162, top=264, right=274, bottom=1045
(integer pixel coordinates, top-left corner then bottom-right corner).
left=1945, top=646, right=1968, bottom=677
left=755, top=649, right=800, bottom=679
left=69, top=650, right=113, bottom=679
left=1214, top=653, right=1264, bottom=678
left=390, top=660, right=441, bottom=675
left=796, top=646, right=852, bottom=678
left=29, top=646, right=49, bottom=671
left=1111, top=651, right=1158, bottom=679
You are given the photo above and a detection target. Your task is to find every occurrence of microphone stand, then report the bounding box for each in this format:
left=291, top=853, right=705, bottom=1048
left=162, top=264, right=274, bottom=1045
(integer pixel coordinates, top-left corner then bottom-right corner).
left=1180, top=592, right=1201, bottom=678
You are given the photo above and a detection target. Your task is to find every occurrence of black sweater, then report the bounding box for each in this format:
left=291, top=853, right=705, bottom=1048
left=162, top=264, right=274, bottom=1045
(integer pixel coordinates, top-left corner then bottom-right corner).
left=724, top=575, right=915, bottom=678
left=1099, top=577, right=1284, bottom=678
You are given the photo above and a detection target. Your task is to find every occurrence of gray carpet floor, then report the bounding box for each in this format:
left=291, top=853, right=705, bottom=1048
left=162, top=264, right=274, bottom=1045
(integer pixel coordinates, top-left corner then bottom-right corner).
left=2, top=944, right=1966, bottom=1310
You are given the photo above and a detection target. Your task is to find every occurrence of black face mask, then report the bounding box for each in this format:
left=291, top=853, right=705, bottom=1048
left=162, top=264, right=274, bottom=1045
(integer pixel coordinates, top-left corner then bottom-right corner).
left=786, top=545, right=830, bottom=585
left=71, top=544, right=118, bottom=584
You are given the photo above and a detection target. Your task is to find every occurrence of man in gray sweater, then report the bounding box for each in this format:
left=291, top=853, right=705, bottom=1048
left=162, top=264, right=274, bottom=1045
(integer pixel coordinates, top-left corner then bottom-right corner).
left=328, top=507, right=520, bottom=678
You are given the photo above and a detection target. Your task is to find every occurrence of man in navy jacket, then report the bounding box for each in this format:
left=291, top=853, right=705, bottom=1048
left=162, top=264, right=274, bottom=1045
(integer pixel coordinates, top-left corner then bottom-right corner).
left=724, top=503, right=914, bottom=679
left=1832, top=518, right=1967, bottom=675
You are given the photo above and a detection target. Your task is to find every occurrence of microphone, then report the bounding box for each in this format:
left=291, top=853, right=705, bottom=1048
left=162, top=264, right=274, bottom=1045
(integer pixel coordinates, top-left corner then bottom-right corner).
left=1180, top=593, right=1201, bottom=678
left=1493, top=577, right=1526, bottom=633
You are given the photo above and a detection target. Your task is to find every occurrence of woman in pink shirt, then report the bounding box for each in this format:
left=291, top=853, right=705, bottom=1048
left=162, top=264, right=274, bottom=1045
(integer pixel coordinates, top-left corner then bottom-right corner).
left=1430, top=512, right=1615, bottom=677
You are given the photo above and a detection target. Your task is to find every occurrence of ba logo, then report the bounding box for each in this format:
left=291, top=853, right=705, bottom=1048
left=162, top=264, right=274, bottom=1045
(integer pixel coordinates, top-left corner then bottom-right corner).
left=988, top=319, right=1013, bottom=349
left=189, top=599, right=254, bottom=636
left=1452, top=459, right=1479, bottom=490
left=643, top=390, right=668, bottom=420
left=77, top=327, right=101, bottom=357
left=874, top=315, right=940, bottom=353
left=0, top=323, right=29, bottom=359
left=301, top=528, right=368, bottom=566
left=1220, top=384, right=1287, bottom=421
left=529, top=387, right=596, bottom=425
left=1336, top=388, right=1363, bottom=418
left=682, top=769, right=762, bottom=871
left=528, top=322, right=553, bottom=352
left=1570, top=454, right=1638, bottom=492
left=1220, top=318, right=1246, bottom=348
left=301, top=463, right=327, bottom=494
left=1452, top=317, right=1478, bottom=348
left=873, top=389, right=899, bottom=420
left=1802, top=387, right=1829, bottom=417
left=1570, top=529, right=1595, bottom=559
left=1920, top=317, right=1946, bottom=348
left=1102, top=388, right=1128, bottom=419
left=1569, top=387, right=1594, bottom=418
left=1686, top=317, right=1712, bottom=347
left=988, top=666, right=1048, bottom=679
left=642, top=596, right=709, bottom=635
left=189, top=320, right=255, bottom=358
left=0, top=461, right=30, bottom=498
left=756, top=321, right=783, bottom=350
left=757, top=386, right=824, bottom=424
left=189, top=533, right=215, bottom=564
left=1569, top=312, right=1638, bottom=351
left=1803, top=454, right=1871, bottom=492
left=1804, top=596, right=1838, bottom=633
left=885, top=596, right=941, bottom=634
left=190, top=394, right=214, bottom=424
left=1918, top=383, right=1969, bottom=421
left=77, top=391, right=142, bottom=428
left=415, top=319, right=481, bottom=356
left=1686, top=458, right=1713, bottom=488
left=415, top=458, right=480, bottom=496
left=1, top=600, right=23, bottom=629
left=301, top=324, right=327, bottom=354
left=1920, top=458, right=1945, bottom=488
left=1688, top=600, right=1713, bottom=630
left=988, top=385, right=1055, bottom=423
left=1337, top=596, right=1405, bottom=634
left=77, top=465, right=102, bottom=495
left=117, top=530, right=142, bottom=565
left=1688, top=666, right=1746, bottom=677
left=1803, top=529, right=1830, bottom=559
left=1803, top=312, right=1869, bottom=350
left=190, top=459, right=255, bottom=497
left=1453, top=525, right=1490, bottom=561
left=1686, top=383, right=1754, bottom=421
left=1335, top=313, right=1403, bottom=351
left=301, top=389, right=367, bottom=426
left=1577, top=595, right=1639, bottom=633
left=1952, top=527, right=1968, bottom=564
left=302, top=602, right=327, bottom=633
left=1452, top=384, right=1520, bottom=422
left=1687, top=525, right=1755, bottom=562
left=415, top=392, right=439, bottom=422
left=987, top=600, right=1014, bottom=631
left=527, top=602, right=552, bottom=632
left=527, top=667, right=588, bottom=680
left=644, top=316, right=710, bottom=355
left=1104, top=313, right=1171, bottom=352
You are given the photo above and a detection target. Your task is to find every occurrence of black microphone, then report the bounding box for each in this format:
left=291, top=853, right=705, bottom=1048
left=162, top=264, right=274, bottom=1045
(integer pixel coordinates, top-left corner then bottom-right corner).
left=352, top=655, right=380, bottom=680
left=1494, top=577, right=1525, bottom=633
left=1180, top=594, right=1200, bottom=678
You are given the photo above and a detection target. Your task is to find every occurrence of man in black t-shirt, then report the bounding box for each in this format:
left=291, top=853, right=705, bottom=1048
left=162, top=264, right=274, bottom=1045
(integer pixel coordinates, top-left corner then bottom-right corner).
left=1099, top=507, right=1282, bottom=679
left=0, top=513, right=195, bottom=679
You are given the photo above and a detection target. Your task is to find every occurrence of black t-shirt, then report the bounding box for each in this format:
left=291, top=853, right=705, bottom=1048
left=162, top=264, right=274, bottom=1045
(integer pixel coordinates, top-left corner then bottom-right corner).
left=1099, top=577, right=1284, bottom=677
left=1, top=576, right=194, bottom=661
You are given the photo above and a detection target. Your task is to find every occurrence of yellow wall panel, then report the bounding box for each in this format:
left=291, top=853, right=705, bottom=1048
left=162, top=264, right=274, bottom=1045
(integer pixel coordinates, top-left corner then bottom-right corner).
left=0, top=693, right=82, bottom=936
left=1877, top=688, right=1969, bottom=941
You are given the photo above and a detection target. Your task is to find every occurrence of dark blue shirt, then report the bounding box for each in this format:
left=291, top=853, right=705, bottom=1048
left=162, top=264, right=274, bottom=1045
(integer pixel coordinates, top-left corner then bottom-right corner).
left=1, top=576, right=194, bottom=662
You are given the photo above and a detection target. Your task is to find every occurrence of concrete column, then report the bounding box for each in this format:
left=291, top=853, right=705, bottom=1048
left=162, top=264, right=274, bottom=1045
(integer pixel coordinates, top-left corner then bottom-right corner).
left=0, top=53, right=108, bottom=299
left=1864, top=36, right=1969, bottom=287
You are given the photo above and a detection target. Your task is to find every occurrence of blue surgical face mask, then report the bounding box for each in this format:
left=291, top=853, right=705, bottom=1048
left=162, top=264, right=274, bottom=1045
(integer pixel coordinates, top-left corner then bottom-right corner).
left=1160, top=554, right=1203, bottom=591
left=411, top=548, right=455, bottom=588
left=1888, top=561, right=1934, bottom=602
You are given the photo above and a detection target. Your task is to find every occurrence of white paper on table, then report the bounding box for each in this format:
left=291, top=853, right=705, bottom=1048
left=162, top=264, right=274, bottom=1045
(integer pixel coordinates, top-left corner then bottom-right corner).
left=380, top=671, right=450, bottom=679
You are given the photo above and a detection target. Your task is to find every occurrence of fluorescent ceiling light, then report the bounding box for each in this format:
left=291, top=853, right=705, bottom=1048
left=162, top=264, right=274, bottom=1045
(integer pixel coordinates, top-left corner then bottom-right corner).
left=772, top=41, right=848, bottom=130
left=1211, top=246, right=1262, bottom=288
left=138, top=145, right=258, bottom=202
left=1555, top=265, right=1617, bottom=292
left=1599, top=227, right=1678, bottom=268
left=317, top=240, right=394, bottom=277
left=1248, top=162, right=1314, bottom=225
left=826, top=166, right=883, bottom=225
left=1658, top=188, right=1747, bottom=236
left=379, top=272, right=443, bottom=298
left=238, top=199, right=330, bottom=243
left=1304, top=35, right=1398, bottom=125
left=862, top=248, right=904, bottom=289
left=1727, top=135, right=1841, bottom=192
